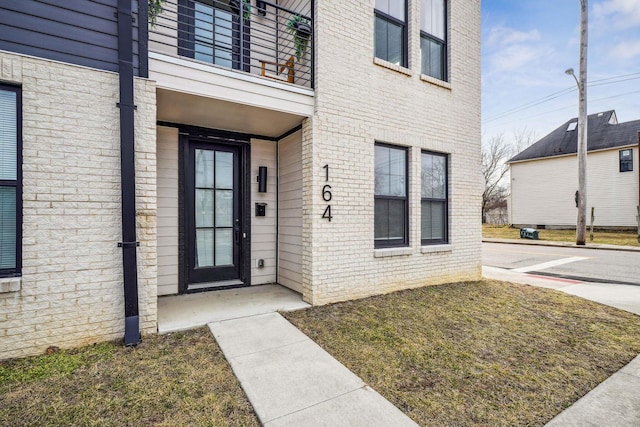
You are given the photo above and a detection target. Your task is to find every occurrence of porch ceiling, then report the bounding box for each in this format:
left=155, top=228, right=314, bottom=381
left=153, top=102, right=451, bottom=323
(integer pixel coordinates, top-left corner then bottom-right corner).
left=157, top=88, right=305, bottom=138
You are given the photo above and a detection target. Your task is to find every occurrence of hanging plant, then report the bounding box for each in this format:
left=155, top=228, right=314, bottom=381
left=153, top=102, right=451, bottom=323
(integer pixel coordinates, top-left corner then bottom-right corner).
left=230, top=0, right=252, bottom=20
left=148, top=0, right=165, bottom=28
left=286, top=15, right=312, bottom=61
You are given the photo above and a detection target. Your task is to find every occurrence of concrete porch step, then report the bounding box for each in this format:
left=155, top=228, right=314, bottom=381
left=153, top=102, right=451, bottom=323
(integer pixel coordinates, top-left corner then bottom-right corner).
left=157, top=284, right=310, bottom=334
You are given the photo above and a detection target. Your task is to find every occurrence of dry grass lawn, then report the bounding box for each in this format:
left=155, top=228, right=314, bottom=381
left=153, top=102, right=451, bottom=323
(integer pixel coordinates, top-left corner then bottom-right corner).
left=284, top=280, right=640, bottom=426
left=483, top=224, right=640, bottom=247
left=0, top=328, right=259, bottom=427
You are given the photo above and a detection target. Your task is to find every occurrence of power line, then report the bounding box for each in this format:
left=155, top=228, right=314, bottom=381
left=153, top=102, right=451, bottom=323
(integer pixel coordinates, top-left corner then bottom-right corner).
left=589, top=71, right=640, bottom=84
left=483, top=71, right=640, bottom=124
left=483, top=86, right=576, bottom=123
left=483, top=88, right=640, bottom=130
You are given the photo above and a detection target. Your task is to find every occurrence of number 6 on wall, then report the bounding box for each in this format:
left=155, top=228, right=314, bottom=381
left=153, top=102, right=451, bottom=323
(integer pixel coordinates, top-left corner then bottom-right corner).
left=322, top=184, right=332, bottom=202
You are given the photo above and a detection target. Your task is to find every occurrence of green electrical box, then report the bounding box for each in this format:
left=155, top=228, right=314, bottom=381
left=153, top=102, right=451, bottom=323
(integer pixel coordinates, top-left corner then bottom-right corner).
left=520, top=228, right=539, bottom=240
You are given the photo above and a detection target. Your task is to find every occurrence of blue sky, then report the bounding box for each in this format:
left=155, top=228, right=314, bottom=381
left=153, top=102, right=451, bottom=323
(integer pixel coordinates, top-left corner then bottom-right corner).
left=482, top=0, right=640, bottom=145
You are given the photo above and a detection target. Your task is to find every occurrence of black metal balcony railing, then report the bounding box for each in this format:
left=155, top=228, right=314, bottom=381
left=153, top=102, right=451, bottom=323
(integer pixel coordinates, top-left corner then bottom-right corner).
left=149, top=0, right=313, bottom=88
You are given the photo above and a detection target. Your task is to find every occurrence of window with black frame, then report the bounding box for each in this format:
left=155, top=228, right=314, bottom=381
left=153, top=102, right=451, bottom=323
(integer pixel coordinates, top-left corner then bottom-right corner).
left=421, top=151, right=448, bottom=244
left=178, top=0, right=246, bottom=70
left=375, top=143, right=408, bottom=248
left=374, top=0, right=407, bottom=67
left=620, top=149, right=633, bottom=172
left=420, top=0, right=447, bottom=81
left=0, top=84, right=21, bottom=277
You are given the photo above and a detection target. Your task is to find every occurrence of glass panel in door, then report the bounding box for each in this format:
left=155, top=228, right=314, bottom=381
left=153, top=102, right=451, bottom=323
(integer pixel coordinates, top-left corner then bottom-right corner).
left=188, top=144, right=242, bottom=288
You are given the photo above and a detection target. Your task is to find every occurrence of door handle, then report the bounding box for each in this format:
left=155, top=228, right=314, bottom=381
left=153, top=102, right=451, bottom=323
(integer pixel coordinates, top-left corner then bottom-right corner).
left=234, top=220, right=241, bottom=244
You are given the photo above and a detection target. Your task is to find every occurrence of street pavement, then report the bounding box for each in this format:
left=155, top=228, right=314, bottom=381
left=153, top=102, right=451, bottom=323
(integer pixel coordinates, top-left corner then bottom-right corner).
left=483, top=239, right=640, bottom=426
left=483, top=240, right=640, bottom=286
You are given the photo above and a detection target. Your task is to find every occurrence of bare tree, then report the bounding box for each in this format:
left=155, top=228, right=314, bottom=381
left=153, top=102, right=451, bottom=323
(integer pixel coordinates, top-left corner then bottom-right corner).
left=512, top=127, right=537, bottom=154
left=482, top=134, right=511, bottom=223
left=482, top=129, right=536, bottom=223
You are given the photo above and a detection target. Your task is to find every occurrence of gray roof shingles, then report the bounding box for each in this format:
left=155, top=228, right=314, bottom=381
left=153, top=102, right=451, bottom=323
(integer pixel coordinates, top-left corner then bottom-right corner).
left=509, top=110, right=640, bottom=163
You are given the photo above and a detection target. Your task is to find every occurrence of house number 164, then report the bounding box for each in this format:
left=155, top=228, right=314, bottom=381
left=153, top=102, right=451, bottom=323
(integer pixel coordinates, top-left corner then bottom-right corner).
left=322, top=164, right=332, bottom=221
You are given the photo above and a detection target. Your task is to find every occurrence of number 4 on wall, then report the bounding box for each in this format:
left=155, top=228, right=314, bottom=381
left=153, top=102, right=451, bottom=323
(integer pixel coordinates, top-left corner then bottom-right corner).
left=322, top=205, right=333, bottom=221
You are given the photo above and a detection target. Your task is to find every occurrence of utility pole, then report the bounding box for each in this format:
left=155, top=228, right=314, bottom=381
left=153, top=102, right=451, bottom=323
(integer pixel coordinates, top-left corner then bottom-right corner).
left=566, top=1, right=588, bottom=245
left=576, top=0, right=588, bottom=245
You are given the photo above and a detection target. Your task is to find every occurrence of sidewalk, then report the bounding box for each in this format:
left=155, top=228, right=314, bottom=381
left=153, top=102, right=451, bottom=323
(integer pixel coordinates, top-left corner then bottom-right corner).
left=546, top=355, right=640, bottom=427
left=209, top=312, right=417, bottom=427
left=483, top=237, right=640, bottom=252
left=483, top=265, right=640, bottom=426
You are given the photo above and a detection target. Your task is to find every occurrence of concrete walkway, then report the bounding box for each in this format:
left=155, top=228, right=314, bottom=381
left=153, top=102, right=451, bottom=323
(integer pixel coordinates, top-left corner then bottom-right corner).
left=483, top=265, right=640, bottom=426
left=209, top=312, right=417, bottom=427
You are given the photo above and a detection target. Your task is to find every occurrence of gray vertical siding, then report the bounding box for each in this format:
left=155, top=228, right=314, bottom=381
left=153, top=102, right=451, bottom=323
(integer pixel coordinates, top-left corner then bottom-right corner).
left=0, top=0, right=146, bottom=76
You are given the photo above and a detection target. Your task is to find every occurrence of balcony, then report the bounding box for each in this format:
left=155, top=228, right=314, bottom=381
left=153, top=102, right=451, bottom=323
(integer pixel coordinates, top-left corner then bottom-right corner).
left=149, top=0, right=313, bottom=89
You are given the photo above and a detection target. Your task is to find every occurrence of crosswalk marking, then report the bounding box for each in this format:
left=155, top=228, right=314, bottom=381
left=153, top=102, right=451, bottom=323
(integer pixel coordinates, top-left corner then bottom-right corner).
left=512, top=256, right=590, bottom=273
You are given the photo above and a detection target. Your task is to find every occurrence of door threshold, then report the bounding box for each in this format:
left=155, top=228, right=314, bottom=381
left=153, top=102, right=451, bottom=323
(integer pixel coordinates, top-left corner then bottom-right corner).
left=187, top=279, right=245, bottom=293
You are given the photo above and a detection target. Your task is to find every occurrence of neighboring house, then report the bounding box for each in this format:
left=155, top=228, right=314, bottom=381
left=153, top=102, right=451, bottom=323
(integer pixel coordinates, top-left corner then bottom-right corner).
left=0, top=0, right=481, bottom=360
left=509, top=110, right=640, bottom=228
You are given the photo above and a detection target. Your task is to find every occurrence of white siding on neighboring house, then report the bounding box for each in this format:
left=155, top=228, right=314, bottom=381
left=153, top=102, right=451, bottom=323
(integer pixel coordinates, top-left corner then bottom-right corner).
left=510, top=147, right=639, bottom=227
left=157, top=126, right=179, bottom=295
left=277, top=131, right=303, bottom=293
left=588, top=147, right=639, bottom=227
left=251, top=139, right=277, bottom=284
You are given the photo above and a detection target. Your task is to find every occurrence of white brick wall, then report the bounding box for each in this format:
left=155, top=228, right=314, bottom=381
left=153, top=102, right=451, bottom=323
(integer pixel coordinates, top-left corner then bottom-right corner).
left=301, top=0, right=482, bottom=304
left=0, top=0, right=482, bottom=357
left=0, top=52, right=157, bottom=360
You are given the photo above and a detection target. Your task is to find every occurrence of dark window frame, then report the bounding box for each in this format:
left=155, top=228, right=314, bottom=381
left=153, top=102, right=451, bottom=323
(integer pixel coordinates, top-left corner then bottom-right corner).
left=177, top=0, right=251, bottom=72
left=420, top=0, right=448, bottom=81
left=619, top=149, right=633, bottom=172
left=374, top=142, right=409, bottom=249
left=421, top=150, right=448, bottom=245
left=0, top=84, right=22, bottom=278
left=374, top=1, right=408, bottom=68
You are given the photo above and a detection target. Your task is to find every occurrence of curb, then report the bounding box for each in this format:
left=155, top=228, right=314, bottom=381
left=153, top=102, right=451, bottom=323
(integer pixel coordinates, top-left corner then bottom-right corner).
left=483, top=238, right=640, bottom=253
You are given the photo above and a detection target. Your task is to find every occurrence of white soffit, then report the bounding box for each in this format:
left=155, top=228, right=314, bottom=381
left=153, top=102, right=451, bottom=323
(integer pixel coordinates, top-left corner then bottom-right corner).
left=157, top=88, right=304, bottom=137
left=149, top=53, right=314, bottom=136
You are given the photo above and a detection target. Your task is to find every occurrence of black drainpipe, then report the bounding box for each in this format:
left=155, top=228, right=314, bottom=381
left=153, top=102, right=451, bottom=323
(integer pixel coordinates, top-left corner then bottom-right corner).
left=117, top=0, right=140, bottom=346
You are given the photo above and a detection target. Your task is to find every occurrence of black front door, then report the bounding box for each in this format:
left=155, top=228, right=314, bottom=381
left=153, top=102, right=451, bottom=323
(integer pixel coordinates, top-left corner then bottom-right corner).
left=185, top=142, right=244, bottom=289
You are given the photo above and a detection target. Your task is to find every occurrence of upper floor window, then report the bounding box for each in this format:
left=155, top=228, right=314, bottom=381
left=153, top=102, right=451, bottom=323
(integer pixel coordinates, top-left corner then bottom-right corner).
left=178, top=0, right=247, bottom=71
left=0, top=84, right=21, bottom=277
left=421, top=151, right=448, bottom=244
left=420, top=0, right=447, bottom=81
left=374, top=0, right=407, bottom=67
left=375, top=143, right=408, bottom=248
left=620, top=149, right=633, bottom=172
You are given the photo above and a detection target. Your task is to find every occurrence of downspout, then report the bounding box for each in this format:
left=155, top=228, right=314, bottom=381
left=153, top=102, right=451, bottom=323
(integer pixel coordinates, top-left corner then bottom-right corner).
left=275, top=138, right=279, bottom=284
left=117, top=0, right=140, bottom=346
